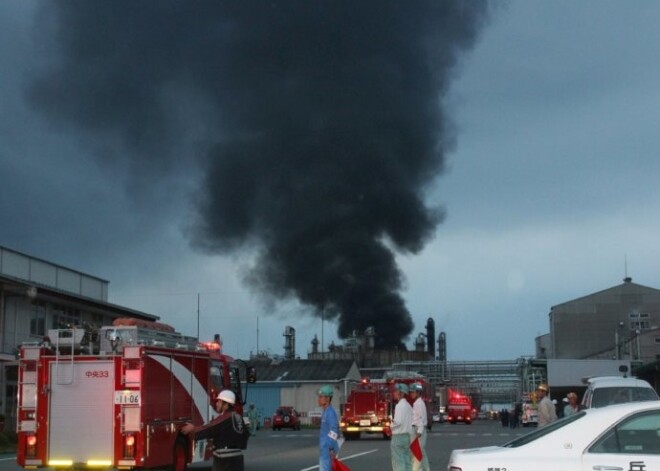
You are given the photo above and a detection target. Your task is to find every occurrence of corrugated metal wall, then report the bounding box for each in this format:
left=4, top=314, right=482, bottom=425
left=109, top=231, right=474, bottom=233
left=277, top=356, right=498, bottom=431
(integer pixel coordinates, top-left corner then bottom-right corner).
left=243, top=383, right=342, bottom=427
left=243, top=383, right=282, bottom=429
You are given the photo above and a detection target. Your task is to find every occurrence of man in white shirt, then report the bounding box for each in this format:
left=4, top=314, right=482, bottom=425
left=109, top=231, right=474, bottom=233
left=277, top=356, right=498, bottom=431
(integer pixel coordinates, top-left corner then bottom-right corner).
left=536, top=383, right=557, bottom=427
left=390, top=383, right=413, bottom=471
left=409, top=383, right=430, bottom=471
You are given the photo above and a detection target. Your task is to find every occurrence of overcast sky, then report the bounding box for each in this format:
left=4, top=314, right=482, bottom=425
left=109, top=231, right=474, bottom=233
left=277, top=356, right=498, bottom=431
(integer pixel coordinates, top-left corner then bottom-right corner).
left=2, top=1, right=660, bottom=361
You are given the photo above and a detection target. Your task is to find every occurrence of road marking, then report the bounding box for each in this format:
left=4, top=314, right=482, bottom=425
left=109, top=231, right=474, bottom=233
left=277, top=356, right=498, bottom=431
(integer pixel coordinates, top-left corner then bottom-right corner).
left=0, top=457, right=16, bottom=461
left=299, top=449, right=379, bottom=471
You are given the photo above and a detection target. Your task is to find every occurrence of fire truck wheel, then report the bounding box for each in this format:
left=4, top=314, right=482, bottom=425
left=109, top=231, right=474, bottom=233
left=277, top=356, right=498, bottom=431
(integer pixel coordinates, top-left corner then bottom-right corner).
left=171, top=436, right=189, bottom=471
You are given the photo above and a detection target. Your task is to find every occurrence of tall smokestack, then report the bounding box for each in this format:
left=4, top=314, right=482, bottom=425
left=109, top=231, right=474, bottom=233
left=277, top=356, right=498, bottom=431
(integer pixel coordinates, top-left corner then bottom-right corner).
left=438, top=331, right=447, bottom=362
left=426, top=318, right=436, bottom=358
left=311, top=335, right=319, bottom=355
left=283, top=326, right=296, bottom=360
left=27, top=1, right=489, bottom=349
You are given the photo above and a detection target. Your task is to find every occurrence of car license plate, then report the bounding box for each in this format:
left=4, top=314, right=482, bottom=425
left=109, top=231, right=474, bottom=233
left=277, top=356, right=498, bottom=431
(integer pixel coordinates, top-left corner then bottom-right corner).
left=359, top=419, right=371, bottom=426
left=115, top=391, right=141, bottom=405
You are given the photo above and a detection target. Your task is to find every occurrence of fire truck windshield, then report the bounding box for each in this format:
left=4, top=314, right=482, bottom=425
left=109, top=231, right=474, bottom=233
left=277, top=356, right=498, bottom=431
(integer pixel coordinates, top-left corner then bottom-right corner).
left=210, top=364, right=224, bottom=390
left=210, top=361, right=243, bottom=402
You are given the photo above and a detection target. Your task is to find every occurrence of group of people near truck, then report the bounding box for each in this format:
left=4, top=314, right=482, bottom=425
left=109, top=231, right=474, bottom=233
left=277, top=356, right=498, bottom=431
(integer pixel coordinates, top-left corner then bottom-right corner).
left=185, top=381, right=431, bottom=471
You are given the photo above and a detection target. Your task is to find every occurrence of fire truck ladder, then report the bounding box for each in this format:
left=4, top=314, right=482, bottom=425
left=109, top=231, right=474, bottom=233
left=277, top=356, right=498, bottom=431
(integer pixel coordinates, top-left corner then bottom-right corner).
left=50, top=328, right=84, bottom=385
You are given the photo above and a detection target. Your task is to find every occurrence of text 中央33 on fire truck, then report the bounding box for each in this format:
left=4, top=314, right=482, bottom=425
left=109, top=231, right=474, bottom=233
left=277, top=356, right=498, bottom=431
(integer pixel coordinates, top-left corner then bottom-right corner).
left=16, top=319, right=256, bottom=471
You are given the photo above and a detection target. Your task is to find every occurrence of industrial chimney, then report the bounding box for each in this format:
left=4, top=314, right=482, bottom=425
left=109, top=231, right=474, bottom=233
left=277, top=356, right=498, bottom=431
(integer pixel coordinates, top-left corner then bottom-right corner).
left=365, top=326, right=376, bottom=351
left=426, top=318, right=435, bottom=358
left=415, top=333, right=426, bottom=352
left=283, top=326, right=296, bottom=360
left=438, top=331, right=447, bottom=362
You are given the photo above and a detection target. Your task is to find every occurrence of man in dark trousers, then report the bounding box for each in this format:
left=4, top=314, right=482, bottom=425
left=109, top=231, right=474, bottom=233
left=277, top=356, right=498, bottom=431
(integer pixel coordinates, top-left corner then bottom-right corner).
left=182, top=390, right=249, bottom=471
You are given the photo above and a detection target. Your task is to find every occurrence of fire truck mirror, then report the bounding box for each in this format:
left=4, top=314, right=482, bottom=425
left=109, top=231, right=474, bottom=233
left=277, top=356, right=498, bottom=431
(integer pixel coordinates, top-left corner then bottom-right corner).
left=247, top=367, right=257, bottom=384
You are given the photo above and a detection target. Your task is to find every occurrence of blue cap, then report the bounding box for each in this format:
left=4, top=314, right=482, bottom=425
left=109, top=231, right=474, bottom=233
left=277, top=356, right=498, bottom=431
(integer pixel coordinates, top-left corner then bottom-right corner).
left=395, top=383, right=409, bottom=394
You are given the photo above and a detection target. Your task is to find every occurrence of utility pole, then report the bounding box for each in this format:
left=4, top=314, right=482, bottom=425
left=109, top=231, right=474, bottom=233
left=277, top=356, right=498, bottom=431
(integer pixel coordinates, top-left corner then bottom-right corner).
left=197, top=293, right=200, bottom=340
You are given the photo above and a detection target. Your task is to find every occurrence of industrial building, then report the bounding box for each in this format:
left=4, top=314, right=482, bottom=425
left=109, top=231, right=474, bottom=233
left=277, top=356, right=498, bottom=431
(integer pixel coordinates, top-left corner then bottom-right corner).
left=245, top=358, right=360, bottom=428
left=536, top=277, right=660, bottom=363
left=525, top=277, right=660, bottom=397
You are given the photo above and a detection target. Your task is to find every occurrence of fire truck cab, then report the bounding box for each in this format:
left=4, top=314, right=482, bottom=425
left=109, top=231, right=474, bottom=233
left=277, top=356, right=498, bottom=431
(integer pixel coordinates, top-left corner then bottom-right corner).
left=16, top=320, right=255, bottom=471
left=340, top=378, right=392, bottom=440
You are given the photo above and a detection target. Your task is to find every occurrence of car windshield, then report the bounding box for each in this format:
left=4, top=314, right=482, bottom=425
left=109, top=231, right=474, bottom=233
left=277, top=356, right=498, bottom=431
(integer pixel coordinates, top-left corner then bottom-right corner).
left=503, top=411, right=586, bottom=448
left=592, top=387, right=659, bottom=408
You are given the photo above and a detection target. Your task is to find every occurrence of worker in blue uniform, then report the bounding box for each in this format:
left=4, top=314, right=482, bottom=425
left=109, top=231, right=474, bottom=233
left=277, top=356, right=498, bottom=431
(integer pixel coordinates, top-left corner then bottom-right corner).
left=317, top=385, right=340, bottom=471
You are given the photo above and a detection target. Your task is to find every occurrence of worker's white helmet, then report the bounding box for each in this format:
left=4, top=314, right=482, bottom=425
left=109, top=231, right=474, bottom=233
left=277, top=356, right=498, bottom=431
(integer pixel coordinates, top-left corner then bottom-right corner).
left=217, top=390, right=236, bottom=405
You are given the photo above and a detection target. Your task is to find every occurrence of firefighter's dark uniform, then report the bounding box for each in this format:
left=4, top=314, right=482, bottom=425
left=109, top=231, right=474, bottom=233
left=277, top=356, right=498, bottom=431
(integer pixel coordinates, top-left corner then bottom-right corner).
left=193, top=411, right=249, bottom=471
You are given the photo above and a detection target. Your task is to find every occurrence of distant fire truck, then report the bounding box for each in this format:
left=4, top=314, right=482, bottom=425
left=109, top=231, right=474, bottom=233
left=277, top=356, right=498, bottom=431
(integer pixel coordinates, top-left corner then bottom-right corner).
left=446, top=388, right=473, bottom=424
left=340, top=378, right=392, bottom=440
left=340, top=372, right=434, bottom=440
left=16, top=319, right=255, bottom=471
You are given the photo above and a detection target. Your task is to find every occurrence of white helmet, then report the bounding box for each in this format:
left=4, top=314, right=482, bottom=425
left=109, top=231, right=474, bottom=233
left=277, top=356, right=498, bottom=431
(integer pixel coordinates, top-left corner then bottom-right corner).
left=217, top=390, right=236, bottom=405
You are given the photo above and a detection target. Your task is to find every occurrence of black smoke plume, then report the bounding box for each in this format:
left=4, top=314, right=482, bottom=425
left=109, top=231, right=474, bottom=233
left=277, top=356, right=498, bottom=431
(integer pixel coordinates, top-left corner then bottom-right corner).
left=27, top=1, right=488, bottom=349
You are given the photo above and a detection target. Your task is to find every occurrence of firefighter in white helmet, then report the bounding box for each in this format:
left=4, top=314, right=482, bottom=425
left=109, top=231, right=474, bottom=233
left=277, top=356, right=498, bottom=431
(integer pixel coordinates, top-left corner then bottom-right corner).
left=182, top=390, right=249, bottom=471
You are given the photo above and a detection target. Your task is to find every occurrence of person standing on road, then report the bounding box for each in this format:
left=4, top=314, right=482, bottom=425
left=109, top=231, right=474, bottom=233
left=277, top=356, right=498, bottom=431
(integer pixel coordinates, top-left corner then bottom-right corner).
left=563, top=392, right=580, bottom=417
left=391, top=383, right=413, bottom=471
left=317, top=385, right=340, bottom=471
left=536, top=383, right=557, bottom=427
left=247, top=403, right=259, bottom=436
left=181, top=390, right=249, bottom=471
left=409, top=383, right=430, bottom=471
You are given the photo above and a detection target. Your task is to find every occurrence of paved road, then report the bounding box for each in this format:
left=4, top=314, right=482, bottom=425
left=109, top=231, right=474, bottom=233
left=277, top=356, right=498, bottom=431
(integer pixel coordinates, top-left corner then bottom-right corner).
left=0, top=420, right=528, bottom=471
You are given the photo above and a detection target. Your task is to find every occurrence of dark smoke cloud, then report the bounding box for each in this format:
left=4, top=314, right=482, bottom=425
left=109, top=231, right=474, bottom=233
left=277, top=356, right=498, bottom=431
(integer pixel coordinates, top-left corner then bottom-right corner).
left=27, top=1, right=488, bottom=348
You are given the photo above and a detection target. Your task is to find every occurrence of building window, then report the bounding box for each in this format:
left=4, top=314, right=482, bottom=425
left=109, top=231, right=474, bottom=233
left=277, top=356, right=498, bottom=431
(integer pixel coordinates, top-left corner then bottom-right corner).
left=629, top=313, right=650, bottom=331
left=630, top=320, right=650, bottom=330
left=30, top=302, right=47, bottom=337
left=52, top=305, right=82, bottom=329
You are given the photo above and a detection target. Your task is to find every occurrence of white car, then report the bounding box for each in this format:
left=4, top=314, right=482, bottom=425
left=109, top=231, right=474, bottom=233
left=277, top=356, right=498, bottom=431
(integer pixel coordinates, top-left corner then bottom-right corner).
left=448, top=401, right=660, bottom=471
left=581, top=375, right=658, bottom=408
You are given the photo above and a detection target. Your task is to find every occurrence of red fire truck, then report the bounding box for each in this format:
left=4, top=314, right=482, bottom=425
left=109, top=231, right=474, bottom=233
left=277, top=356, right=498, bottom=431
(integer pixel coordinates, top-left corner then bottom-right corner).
left=341, top=373, right=435, bottom=440
left=446, top=388, right=473, bottom=424
left=340, top=378, right=392, bottom=440
left=16, top=319, right=255, bottom=471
